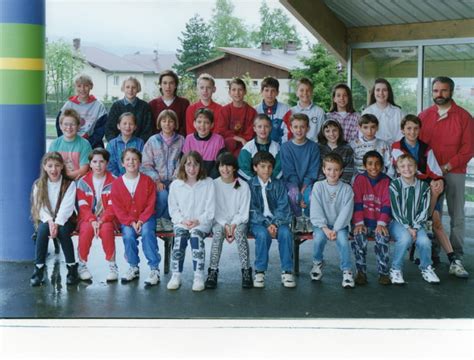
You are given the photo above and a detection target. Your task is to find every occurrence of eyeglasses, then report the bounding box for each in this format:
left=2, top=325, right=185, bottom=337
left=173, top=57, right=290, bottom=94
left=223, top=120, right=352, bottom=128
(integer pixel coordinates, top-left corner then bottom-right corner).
left=62, top=123, right=78, bottom=128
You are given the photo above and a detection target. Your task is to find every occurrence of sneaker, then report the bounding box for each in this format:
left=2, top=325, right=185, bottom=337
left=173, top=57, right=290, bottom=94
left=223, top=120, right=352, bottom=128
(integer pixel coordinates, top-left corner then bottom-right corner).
left=205, top=268, right=218, bottom=289
left=167, top=272, right=182, bottom=290
left=30, top=265, right=45, bottom=287
left=449, top=260, right=469, bottom=279
left=354, top=271, right=368, bottom=285
left=389, top=268, right=405, bottom=285
left=121, top=266, right=139, bottom=283
left=66, top=263, right=79, bottom=285
left=310, top=261, right=323, bottom=281
left=106, top=263, right=119, bottom=282
left=281, top=272, right=296, bottom=288
left=342, top=270, right=355, bottom=288
left=192, top=272, right=205, bottom=292
left=78, top=262, right=92, bottom=281
left=144, top=269, right=160, bottom=286
left=378, top=274, right=391, bottom=285
left=253, top=272, right=265, bottom=288
left=294, top=217, right=306, bottom=233
left=241, top=267, right=253, bottom=289
left=304, top=217, right=313, bottom=233
left=162, top=218, right=174, bottom=232
left=421, top=265, right=440, bottom=284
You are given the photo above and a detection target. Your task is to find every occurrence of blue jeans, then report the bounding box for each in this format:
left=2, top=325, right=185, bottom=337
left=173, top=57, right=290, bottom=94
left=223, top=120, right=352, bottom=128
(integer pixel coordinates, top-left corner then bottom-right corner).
left=389, top=221, right=431, bottom=271
left=286, top=184, right=312, bottom=217
left=155, top=181, right=171, bottom=219
left=312, top=226, right=352, bottom=271
left=121, top=217, right=160, bottom=269
left=251, top=224, right=293, bottom=272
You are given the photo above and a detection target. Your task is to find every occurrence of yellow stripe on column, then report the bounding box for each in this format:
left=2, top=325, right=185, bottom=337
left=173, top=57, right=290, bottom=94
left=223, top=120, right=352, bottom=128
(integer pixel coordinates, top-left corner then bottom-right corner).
left=0, top=57, right=44, bottom=71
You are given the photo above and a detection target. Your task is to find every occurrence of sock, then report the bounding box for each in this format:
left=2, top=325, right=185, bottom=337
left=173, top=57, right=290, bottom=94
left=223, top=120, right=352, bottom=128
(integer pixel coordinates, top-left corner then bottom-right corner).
left=66, top=262, right=76, bottom=266
left=447, top=252, right=456, bottom=263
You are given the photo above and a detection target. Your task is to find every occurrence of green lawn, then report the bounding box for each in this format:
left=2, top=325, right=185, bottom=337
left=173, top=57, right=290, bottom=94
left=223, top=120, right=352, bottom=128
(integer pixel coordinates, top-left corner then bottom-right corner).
left=46, top=124, right=57, bottom=138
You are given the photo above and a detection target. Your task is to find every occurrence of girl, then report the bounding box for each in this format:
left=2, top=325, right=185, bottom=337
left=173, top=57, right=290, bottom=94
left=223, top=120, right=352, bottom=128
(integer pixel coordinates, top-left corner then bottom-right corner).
left=30, top=152, right=78, bottom=286
left=362, top=78, right=404, bottom=145
left=141, top=109, right=185, bottom=232
left=326, top=84, right=360, bottom=143
left=76, top=148, right=118, bottom=282
left=317, top=119, right=354, bottom=184
left=110, top=148, right=161, bottom=286
left=167, top=151, right=215, bottom=291
left=205, top=152, right=252, bottom=289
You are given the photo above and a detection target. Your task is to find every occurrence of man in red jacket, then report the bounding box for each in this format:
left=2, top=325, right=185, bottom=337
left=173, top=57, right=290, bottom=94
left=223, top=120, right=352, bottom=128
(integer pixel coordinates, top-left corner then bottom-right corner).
left=419, top=76, right=473, bottom=278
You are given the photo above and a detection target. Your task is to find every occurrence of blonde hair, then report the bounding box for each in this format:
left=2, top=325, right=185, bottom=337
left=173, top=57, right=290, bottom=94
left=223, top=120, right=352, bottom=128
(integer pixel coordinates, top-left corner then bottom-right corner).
left=60, top=108, right=81, bottom=126
left=197, top=73, right=215, bottom=87
left=121, top=76, right=141, bottom=93
left=75, top=74, right=93, bottom=87
left=396, top=153, right=417, bottom=167
left=156, top=109, right=178, bottom=131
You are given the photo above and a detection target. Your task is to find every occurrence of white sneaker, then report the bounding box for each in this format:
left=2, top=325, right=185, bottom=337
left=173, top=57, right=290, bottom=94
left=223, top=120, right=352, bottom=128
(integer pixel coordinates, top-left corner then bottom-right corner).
left=421, top=265, right=440, bottom=284
left=78, top=262, right=92, bottom=281
left=106, top=262, right=119, bottom=282
left=294, top=217, right=306, bottom=233
left=145, top=269, right=160, bottom=286
left=342, top=270, right=355, bottom=288
left=281, top=272, right=296, bottom=288
left=192, top=272, right=205, bottom=292
left=310, top=261, right=323, bottom=281
left=253, top=272, right=265, bottom=288
left=167, top=272, right=182, bottom=290
left=449, top=260, right=469, bottom=278
left=121, top=266, right=139, bottom=283
left=389, top=268, right=405, bottom=285
left=162, top=218, right=174, bottom=232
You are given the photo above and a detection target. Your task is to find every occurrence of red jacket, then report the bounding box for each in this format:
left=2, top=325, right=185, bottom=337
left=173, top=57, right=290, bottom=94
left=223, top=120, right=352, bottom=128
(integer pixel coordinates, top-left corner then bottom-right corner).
left=111, top=174, right=156, bottom=226
left=76, top=171, right=116, bottom=224
left=215, top=102, right=256, bottom=141
left=419, top=101, right=474, bottom=174
left=185, top=100, right=222, bottom=135
left=149, top=96, right=190, bottom=137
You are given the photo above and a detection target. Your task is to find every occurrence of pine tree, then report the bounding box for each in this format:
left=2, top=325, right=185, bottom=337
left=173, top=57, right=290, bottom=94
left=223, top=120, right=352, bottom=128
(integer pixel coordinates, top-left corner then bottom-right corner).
left=210, top=0, right=250, bottom=48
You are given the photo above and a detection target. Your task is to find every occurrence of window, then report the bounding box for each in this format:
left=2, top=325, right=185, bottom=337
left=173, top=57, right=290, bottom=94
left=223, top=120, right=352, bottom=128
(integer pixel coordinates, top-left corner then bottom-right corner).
left=113, top=75, right=119, bottom=86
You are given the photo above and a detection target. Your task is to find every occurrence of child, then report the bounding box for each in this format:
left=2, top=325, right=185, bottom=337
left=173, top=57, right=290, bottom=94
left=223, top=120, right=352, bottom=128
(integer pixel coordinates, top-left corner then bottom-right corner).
left=205, top=152, right=252, bottom=289
left=389, top=154, right=440, bottom=284
left=76, top=148, right=118, bottom=282
left=49, top=108, right=92, bottom=180
left=105, top=77, right=153, bottom=142
left=317, top=119, right=354, bottom=184
left=185, top=73, right=222, bottom=135
left=238, top=114, right=282, bottom=181
left=215, top=78, right=257, bottom=156
left=280, top=113, right=320, bottom=233
left=391, top=115, right=468, bottom=277
left=249, top=151, right=295, bottom=288
left=310, top=153, right=354, bottom=288
left=106, top=112, right=144, bottom=177
left=362, top=78, right=404, bottom=146
left=326, top=83, right=361, bottom=142
left=283, top=77, right=325, bottom=142
left=167, top=151, right=215, bottom=291
left=350, top=114, right=391, bottom=176
left=255, top=76, right=290, bottom=144
left=56, top=74, right=108, bottom=148
left=183, top=108, right=225, bottom=179
left=149, top=70, right=190, bottom=137
left=30, top=152, right=78, bottom=286
left=351, top=151, right=392, bottom=285
left=141, top=109, right=185, bottom=232
left=110, top=148, right=161, bottom=286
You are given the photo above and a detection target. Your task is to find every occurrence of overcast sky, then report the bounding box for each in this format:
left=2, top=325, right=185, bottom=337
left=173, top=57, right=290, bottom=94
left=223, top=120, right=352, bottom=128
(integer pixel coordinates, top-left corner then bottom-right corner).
left=46, top=0, right=317, bottom=55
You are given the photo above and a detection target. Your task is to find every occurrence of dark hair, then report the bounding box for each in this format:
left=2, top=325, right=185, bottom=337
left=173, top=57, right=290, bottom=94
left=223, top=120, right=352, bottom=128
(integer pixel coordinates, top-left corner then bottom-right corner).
left=400, top=114, right=421, bottom=130
left=121, top=147, right=142, bottom=163
left=432, top=76, right=454, bottom=93
left=177, top=151, right=207, bottom=181
left=317, top=119, right=346, bottom=146
left=159, top=70, right=179, bottom=96
left=252, top=151, right=275, bottom=168
left=194, top=108, right=214, bottom=124
left=228, top=78, right=246, bottom=92
left=368, top=78, right=400, bottom=108
left=329, top=83, right=355, bottom=113
left=322, top=153, right=344, bottom=169
left=216, top=152, right=240, bottom=187
left=88, top=148, right=110, bottom=162
left=261, top=76, right=279, bottom=92
left=118, top=112, right=137, bottom=125
left=289, top=113, right=310, bottom=126
left=359, top=113, right=379, bottom=127
left=362, top=150, right=384, bottom=167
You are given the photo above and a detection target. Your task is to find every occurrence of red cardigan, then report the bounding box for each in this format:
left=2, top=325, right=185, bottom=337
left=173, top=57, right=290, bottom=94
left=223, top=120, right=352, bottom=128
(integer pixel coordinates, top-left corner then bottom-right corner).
left=149, top=96, right=190, bottom=137
left=185, top=100, right=222, bottom=135
left=111, top=173, right=156, bottom=226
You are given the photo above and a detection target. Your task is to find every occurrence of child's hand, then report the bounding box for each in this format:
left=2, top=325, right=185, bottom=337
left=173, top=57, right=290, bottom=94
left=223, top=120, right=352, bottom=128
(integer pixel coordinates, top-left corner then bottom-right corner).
left=182, top=220, right=193, bottom=228
left=408, top=227, right=417, bottom=241
left=267, top=224, right=277, bottom=238
left=353, top=224, right=366, bottom=235
left=91, top=220, right=100, bottom=237
left=132, top=221, right=142, bottom=234
left=156, top=181, right=166, bottom=192
left=375, top=225, right=388, bottom=237
left=225, top=224, right=235, bottom=243
left=49, top=220, right=58, bottom=238
left=299, top=200, right=307, bottom=208
left=233, top=136, right=246, bottom=146
left=430, top=179, right=443, bottom=195
left=322, top=227, right=334, bottom=240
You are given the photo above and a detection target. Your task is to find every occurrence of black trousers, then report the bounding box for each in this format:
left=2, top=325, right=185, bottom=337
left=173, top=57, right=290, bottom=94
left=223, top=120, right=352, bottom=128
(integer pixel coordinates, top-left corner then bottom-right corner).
left=35, top=220, right=76, bottom=265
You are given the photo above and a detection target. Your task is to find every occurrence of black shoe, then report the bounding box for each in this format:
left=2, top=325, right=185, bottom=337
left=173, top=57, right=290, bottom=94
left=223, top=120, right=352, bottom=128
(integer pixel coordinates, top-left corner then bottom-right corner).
left=242, top=267, right=253, bottom=289
left=53, top=238, right=61, bottom=254
left=66, top=263, right=79, bottom=285
left=204, top=268, right=218, bottom=289
left=30, top=265, right=45, bottom=287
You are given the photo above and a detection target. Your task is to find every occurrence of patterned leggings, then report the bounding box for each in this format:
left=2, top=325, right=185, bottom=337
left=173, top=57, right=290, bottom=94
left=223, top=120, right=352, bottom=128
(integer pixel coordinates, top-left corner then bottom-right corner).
left=171, top=227, right=206, bottom=273
left=209, top=223, right=250, bottom=270
left=351, top=230, right=390, bottom=275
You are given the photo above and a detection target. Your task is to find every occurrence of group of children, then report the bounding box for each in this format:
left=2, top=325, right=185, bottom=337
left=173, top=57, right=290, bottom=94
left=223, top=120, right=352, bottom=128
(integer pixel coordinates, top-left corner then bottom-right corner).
left=30, top=71, right=469, bottom=290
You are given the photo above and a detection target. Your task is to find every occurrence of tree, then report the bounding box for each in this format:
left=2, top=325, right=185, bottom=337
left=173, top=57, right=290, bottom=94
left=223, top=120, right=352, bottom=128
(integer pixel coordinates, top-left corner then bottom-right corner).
left=173, top=14, right=214, bottom=77
left=210, top=0, right=250, bottom=48
left=251, top=1, right=302, bottom=49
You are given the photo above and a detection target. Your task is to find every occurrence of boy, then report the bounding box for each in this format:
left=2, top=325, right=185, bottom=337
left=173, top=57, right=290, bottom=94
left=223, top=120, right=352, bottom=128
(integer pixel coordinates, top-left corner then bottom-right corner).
left=255, top=77, right=290, bottom=144
left=351, top=151, right=392, bottom=285
left=310, top=153, right=355, bottom=288
left=49, top=108, right=92, bottom=180
left=182, top=108, right=225, bottom=179
left=350, top=114, right=391, bottom=176
left=215, top=78, right=257, bottom=156
left=249, top=151, right=295, bottom=288
left=283, top=78, right=325, bottom=142
left=238, top=114, right=282, bottom=181
left=185, top=73, right=222, bottom=135
left=106, top=112, right=144, bottom=177
left=280, top=113, right=320, bottom=233
left=56, top=74, right=108, bottom=148
left=389, top=154, right=440, bottom=284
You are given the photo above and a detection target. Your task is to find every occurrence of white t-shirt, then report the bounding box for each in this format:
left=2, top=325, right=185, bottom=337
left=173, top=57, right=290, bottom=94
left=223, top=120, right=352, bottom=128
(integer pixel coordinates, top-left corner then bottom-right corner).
left=123, top=174, right=140, bottom=197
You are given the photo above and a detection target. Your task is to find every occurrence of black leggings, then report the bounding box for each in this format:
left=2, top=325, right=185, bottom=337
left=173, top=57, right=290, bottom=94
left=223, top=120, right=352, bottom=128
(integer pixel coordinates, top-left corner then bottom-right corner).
left=35, top=220, right=76, bottom=265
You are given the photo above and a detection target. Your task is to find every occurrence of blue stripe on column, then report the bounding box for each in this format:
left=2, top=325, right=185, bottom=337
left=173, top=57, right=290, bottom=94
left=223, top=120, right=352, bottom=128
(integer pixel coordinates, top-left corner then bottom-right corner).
left=0, top=104, right=45, bottom=261
left=0, top=0, right=45, bottom=25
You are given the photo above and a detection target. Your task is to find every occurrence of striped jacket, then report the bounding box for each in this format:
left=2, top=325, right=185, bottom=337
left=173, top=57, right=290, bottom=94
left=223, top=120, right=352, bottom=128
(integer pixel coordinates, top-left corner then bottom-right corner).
left=237, top=139, right=282, bottom=181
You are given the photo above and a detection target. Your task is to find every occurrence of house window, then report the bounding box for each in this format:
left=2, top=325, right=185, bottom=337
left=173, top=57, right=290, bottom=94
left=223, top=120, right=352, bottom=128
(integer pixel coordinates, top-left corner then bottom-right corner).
left=113, top=75, right=119, bottom=86
left=253, top=80, right=258, bottom=87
